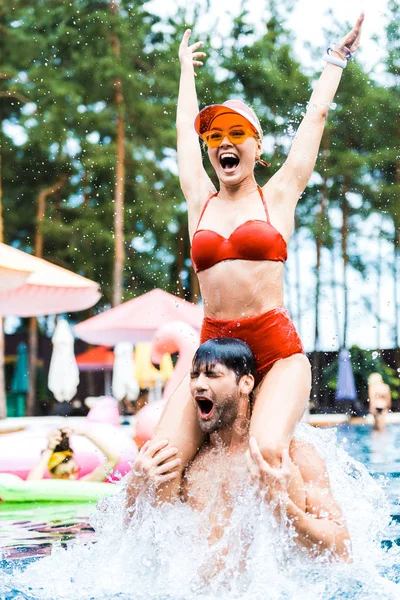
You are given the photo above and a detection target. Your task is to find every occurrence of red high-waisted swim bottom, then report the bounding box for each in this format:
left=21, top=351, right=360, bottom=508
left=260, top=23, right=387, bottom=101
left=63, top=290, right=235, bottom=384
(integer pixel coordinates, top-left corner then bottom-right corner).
left=200, top=307, right=304, bottom=383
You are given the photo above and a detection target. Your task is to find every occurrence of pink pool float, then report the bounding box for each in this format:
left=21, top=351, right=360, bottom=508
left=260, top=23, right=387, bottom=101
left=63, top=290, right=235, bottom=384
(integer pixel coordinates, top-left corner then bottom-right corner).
left=0, top=398, right=137, bottom=481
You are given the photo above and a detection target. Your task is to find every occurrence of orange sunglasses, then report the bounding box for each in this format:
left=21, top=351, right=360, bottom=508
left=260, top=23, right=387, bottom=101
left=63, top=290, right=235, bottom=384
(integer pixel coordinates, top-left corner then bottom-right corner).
left=202, top=126, right=258, bottom=148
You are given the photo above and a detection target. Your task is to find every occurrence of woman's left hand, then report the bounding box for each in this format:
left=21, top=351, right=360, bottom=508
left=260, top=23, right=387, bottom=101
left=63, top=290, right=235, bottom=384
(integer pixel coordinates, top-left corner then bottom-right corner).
left=337, top=12, right=364, bottom=55
left=247, top=437, right=291, bottom=505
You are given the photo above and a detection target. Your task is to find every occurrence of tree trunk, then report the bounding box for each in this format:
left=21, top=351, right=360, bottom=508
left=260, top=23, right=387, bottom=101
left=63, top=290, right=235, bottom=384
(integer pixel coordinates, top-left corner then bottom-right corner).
left=26, top=177, right=67, bottom=416
left=341, top=184, right=349, bottom=349
left=293, top=215, right=302, bottom=339
left=394, top=155, right=400, bottom=372
left=330, top=245, right=341, bottom=349
left=311, top=237, right=322, bottom=412
left=314, top=135, right=329, bottom=352
left=26, top=317, right=38, bottom=416
left=176, top=223, right=185, bottom=298
left=0, top=153, right=6, bottom=419
left=312, top=136, right=329, bottom=410
left=376, top=223, right=383, bottom=350
left=111, top=0, right=125, bottom=307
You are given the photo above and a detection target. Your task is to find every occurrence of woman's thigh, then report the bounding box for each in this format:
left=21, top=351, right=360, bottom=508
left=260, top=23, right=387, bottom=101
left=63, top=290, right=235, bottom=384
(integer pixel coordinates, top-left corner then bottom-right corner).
left=250, top=353, right=311, bottom=454
left=154, top=372, right=205, bottom=466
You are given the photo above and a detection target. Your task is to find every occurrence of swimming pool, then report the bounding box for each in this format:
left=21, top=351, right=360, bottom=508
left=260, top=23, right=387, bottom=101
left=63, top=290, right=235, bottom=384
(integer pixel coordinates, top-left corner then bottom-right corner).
left=1, top=424, right=399, bottom=599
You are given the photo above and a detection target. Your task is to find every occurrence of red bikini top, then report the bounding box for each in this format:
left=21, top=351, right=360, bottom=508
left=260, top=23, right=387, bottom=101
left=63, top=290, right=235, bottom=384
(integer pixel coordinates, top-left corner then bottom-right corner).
left=190, top=186, right=287, bottom=273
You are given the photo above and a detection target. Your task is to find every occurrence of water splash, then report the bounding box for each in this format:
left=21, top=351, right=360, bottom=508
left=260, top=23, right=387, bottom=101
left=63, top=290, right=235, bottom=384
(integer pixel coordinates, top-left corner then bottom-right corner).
left=2, top=425, right=400, bottom=600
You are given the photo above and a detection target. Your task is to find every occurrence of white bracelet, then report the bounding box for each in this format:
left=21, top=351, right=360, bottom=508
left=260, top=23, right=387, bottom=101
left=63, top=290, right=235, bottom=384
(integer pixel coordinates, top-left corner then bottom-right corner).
left=323, top=53, right=347, bottom=69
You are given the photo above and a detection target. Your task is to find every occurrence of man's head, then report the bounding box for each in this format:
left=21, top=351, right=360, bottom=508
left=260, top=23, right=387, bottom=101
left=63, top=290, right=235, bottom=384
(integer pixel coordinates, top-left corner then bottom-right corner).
left=189, top=338, right=256, bottom=435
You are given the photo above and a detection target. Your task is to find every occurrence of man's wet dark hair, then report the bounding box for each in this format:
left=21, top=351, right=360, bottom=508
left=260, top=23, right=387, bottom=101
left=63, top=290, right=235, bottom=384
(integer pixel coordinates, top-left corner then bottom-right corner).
left=192, top=338, right=257, bottom=383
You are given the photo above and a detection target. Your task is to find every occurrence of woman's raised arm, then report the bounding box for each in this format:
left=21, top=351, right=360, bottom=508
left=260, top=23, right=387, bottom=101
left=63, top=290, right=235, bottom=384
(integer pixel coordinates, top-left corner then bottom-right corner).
left=177, top=30, right=214, bottom=212
left=271, top=13, right=364, bottom=206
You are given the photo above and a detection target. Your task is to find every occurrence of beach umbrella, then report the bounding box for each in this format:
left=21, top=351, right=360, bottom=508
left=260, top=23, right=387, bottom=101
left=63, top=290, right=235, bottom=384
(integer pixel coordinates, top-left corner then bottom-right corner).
left=76, top=346, right=114, bottom=395
left=10, top=342, right=29, bottom=416
left=0, top=242, right=101, bottom=419
left=0, top=242, right=101, bottom=316
left=0, top=264, right=32, bottom=292
left=111, top=342, right=140, bottom=402
left=48, top=319, right=80, bottom=402
left=335, top=348, right=357, bottom=403
left=74, top=288, right=203, bottom=346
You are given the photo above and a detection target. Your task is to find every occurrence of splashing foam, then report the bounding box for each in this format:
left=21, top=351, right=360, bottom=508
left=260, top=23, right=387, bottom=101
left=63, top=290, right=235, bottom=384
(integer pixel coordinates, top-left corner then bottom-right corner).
left=4, top=425, right=400, bottom=600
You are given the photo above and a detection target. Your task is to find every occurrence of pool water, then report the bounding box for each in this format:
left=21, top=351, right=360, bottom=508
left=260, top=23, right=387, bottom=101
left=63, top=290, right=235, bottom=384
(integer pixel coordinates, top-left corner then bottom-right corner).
left=337, top=424, right=400, bottom=537
left=1, top=424, right=400, bottom=599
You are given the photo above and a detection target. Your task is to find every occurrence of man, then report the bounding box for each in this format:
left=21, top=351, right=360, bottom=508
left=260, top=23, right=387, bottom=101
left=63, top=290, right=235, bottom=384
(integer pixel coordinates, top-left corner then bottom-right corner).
left=126, top=338, right=351, bottom=563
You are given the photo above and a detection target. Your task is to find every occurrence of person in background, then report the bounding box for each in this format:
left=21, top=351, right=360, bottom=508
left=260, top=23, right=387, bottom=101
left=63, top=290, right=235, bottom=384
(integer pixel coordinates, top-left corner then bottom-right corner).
left=368, top=373, right=391, bottom=432
left=27, top=427, right=120, bottom=481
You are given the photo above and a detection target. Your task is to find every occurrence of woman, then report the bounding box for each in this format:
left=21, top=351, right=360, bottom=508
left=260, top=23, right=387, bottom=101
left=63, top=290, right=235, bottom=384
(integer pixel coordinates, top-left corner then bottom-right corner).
left=368, top=373, right=391, bottom=432
left=27, top=427, right=120, bottom=482
left=135, top=14, right=364, bottom=501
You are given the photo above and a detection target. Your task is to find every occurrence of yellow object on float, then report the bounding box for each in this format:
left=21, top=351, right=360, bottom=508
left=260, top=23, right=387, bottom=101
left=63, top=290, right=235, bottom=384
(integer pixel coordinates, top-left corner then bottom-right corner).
left=134, top=343, right=174, bottom=389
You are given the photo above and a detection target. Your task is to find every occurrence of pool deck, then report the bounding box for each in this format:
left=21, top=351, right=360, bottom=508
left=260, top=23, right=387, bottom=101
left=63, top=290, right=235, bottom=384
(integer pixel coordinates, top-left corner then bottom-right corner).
left=0, top=412, right=399, bottom=435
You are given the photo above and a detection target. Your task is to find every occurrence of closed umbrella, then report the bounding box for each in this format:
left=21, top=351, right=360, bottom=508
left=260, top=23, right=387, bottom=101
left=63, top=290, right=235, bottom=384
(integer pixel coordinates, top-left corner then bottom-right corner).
left=48, top=319, right=79, bottom=402
left=112, top=342, right=140, bottom=402
left=335, top=348, right=362, bottom=415
left=335, top=348, right=357, bottom=402
left=10, top=342, right=29, bottom=417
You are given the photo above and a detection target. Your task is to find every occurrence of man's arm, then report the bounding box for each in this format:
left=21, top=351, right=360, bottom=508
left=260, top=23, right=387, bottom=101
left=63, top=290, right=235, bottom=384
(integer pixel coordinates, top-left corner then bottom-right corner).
left=248, top=437, right=351, bottom=562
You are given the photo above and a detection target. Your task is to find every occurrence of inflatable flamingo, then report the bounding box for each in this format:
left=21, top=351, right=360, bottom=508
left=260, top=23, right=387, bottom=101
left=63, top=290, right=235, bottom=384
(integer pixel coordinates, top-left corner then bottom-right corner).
left=134, top=321, right=199, bottom=447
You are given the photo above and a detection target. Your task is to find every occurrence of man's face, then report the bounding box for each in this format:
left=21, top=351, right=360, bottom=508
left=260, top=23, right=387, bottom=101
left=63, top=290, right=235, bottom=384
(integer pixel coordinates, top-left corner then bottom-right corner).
left=189, top=362, right=244, bottom=434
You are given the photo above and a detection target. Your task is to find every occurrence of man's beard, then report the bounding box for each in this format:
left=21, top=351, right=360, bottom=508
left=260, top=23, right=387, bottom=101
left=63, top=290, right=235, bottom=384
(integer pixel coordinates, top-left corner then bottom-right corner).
left=197, top=391, right=239, bottom=434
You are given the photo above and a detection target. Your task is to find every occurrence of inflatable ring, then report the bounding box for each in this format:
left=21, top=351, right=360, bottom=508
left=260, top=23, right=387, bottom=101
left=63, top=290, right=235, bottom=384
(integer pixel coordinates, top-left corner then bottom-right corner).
left=0, top=474, right=121, bottom=503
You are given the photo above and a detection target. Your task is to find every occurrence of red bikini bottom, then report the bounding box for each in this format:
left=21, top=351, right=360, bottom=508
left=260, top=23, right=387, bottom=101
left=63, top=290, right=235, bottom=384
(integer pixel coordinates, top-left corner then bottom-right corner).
left=200, top=307, right=305, bottom=383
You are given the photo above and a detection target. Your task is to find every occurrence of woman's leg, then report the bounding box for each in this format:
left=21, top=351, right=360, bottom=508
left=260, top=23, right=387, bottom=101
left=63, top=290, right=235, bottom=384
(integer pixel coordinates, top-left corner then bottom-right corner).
left=154, top=372, right=204, bottom=501
left=127, top=373, right=203, bottom=510
left=250, top=353, right=311, bottom=467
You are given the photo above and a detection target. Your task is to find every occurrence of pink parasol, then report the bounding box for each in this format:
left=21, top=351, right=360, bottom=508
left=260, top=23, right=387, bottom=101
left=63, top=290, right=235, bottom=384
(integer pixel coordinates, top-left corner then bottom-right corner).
left=0, top=242, right=101, bottom=316
left=74, top=288, right=203, bottom=345
left=76, top=346, right=114, bottom=372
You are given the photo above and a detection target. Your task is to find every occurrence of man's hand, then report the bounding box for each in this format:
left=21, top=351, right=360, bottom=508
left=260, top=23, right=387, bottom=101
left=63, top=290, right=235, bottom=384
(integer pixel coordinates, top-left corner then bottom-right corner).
left=247, top=437, right=291, bottom=505
left=178, top=29, right=206, bottom=76
left=131, top=439, right=181, bottom=491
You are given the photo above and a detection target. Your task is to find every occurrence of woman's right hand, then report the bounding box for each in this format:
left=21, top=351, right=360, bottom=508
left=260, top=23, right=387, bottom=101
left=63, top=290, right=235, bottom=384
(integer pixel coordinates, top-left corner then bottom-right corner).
left=178, top=29, right=206, bottom=76
left=131, top=439, right=181, bottom=489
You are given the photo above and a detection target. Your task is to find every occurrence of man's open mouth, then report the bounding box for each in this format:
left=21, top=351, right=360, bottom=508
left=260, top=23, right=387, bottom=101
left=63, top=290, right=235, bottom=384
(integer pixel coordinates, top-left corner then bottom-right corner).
left=219, top=152, right=240, bottom=172
left=195, top=397, right=215, bottom=419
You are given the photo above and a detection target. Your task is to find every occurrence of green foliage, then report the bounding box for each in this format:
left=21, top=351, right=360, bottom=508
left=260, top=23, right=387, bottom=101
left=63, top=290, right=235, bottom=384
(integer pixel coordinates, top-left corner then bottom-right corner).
left=1, top=0, right=399, bottom=365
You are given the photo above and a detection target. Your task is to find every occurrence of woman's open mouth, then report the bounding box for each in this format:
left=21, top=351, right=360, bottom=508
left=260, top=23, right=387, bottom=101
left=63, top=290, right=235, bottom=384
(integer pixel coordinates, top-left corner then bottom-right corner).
left=195, top=397, right=215, bottom=419
left=219, top=152, right=240, bottom=173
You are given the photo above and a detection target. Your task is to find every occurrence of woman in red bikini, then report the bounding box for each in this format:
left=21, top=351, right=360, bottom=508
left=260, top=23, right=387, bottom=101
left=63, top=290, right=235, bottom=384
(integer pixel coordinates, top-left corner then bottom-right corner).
left=130, top=15, right=364, bottom=502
